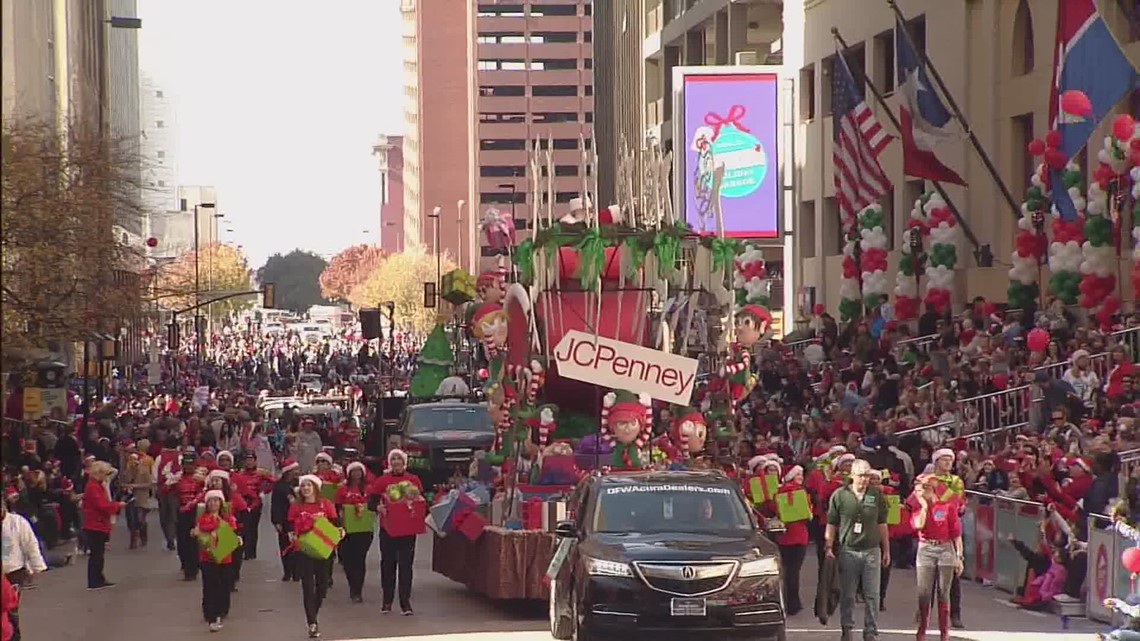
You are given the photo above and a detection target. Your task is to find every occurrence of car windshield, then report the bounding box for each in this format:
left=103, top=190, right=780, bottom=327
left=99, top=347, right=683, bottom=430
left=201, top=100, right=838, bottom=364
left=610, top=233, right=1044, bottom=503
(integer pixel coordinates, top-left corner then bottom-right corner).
left=592, top=482, right=753, bottom=535
left=405, top=405, right=493, bottom=435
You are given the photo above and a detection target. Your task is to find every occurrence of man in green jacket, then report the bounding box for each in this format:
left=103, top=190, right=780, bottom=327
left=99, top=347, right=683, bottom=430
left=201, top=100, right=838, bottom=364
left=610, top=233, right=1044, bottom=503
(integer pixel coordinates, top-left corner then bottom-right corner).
left=826, top=458, right=889, bottom=641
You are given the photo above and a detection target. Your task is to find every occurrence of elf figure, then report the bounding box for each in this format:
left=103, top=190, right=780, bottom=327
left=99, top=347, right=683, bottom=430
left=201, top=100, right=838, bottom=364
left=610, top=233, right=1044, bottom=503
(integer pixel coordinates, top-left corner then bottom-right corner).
left=531, top=404, right=558, bottom=448
left=485, top=383, right=519, bottom=464
left=476, top=272, right=505, bottom=306
left=723, top=304, right=771, bottom=403
left=656, top=407, right=708, bottom=462
left=600, top=391, right=652, bottom=469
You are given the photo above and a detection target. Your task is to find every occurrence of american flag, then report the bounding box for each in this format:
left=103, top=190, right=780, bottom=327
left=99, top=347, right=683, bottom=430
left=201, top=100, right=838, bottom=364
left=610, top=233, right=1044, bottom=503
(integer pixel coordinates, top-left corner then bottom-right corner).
left=832, top=51, right=893, bottom=219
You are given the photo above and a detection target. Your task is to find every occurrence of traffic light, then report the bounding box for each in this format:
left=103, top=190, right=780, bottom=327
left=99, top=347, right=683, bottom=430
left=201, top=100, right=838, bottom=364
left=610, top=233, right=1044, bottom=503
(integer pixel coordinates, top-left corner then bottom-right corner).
left=168, top=322, right=180, bottom=349
left=263, top=283, right=276, bottom=309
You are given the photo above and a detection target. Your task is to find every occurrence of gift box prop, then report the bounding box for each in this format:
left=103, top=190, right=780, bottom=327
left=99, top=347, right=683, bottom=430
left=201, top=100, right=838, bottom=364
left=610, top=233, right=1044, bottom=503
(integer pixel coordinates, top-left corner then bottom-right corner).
left=197, top=516, right=241, bottom=563
left=480, top=206, right=517, bottom=250
left=537, top=439, right=577, bottom=485
left=295, top=513, right=343, bottom=560
left=599, top=390, right=652, bottom=468
left=454, top=510, right=488, bottom=541
left=429, top=487, right=485, bottom=535
left=384, top=498, right=427, bottom=537
left=442, top=269, right=477, bottom=305
left=885, top=493, right=901, bottom=526
left=343, top=503, right=377, bottom=534
left=775, top=489, right=811, bottom=523
left=748, top=474, right=780, bottom=506
left=320, top=481, right=340, bottom=502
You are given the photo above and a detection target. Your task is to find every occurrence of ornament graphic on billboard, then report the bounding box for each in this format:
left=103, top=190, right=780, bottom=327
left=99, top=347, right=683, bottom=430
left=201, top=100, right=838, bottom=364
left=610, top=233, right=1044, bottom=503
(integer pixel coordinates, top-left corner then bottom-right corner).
left=690, top=104, right=768, bottom=232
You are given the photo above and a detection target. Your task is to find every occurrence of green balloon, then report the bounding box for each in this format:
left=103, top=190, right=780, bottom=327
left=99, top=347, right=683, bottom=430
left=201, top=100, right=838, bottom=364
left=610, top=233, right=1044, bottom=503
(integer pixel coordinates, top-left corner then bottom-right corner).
left=1062, top=171, right=1082, bottom=189
left=1027, top=186, right=1043, bottom=200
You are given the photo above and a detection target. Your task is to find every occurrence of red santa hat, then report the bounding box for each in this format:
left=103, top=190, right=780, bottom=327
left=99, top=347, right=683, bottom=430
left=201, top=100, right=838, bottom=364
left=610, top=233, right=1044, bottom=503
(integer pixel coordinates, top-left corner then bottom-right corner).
left=204, top=489, right=226, bottom=504
left=216, top=450, right=234, bottom=464
left=746, top=455, right=768, bottom=473
left=205, top=469, right=230, bottom=485
left=832, top=453, right=856, bottom=469
left=931, top=448, right=955, bottom=463
left=783, top=465, right=804, bottom=483
left=298, top=474, right=322, bottom=490
left=345, top=461, right=367, bottom=478
left=315, top=452, right=334, bottom=464
left=280, top=458, right=300, bottom=473
left=601, top=390, right=652, bottom=449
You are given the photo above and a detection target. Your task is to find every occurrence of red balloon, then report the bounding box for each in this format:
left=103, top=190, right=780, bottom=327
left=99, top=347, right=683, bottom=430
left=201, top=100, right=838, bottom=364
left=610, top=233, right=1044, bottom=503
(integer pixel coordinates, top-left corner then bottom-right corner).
left=1027, top=139, right=1046, bottom=156
left=1113, top=114, right=1135, bottom=141
left=1045, top=148, right=1067, bottom=169
left=1027, top=327, right=1050, bottom=352
left=992, top=373, right=1009, bottom=390
left=1060, top=90, right=1093, bottom=118
left=1046, top=129, right=1063, bottom=149
left=146, top=237, right=158, bottom=248
left=1122, top=546, right=1140, bottom=574
left=813, top=303, right=825, bottom=315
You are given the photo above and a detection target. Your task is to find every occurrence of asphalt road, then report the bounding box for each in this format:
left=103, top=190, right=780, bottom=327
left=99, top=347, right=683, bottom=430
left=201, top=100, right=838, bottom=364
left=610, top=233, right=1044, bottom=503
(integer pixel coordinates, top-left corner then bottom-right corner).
left=17, top=513, right=1109, bottom=641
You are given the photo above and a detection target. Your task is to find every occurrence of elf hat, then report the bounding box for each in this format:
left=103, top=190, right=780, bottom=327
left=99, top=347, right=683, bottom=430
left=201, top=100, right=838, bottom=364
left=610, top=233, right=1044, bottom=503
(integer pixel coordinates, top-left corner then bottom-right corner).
left=932, top=448, right=955, bottom=463
left=216, top=450, right=234, bottom=464
left=206, top=469, right=230, bottom=484
left=280, top=458, right=300, bottom=473
left=601, top=390, right=652, bottom=447
left=345, top=461, right=367, bottom=478
left=477, top=271, right=503, bottom=290
left=471, top=303, right=504, bottom=326
left=204, top=489, right=225, bottom=504
left=316, top=452, right=334, bottom=464
left=298, top=474, right=322, bottom=490
left=783, top=465, right=804, bottom=483
left=832, top=453, right=855, bottom=469
left=737, top=305, right=772, bottom=326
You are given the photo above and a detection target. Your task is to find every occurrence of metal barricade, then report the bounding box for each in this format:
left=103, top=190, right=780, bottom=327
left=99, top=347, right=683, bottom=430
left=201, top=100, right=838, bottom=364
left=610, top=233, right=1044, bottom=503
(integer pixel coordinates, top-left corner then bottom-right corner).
left=892, top=419, right=956, bottom=439
left=896, top=332, right=939, bottom=356
left=960, top=491, right=1045, bottom=593
left=956, top=385, right=1037, bottom=443
left=1110, top=326, right=1139, bottom=358
left=783, top=337, right=818, bottom=357
left=1031, top=352, right=1113, bottom=381
left=1085, top=512, right=1134, bottom=625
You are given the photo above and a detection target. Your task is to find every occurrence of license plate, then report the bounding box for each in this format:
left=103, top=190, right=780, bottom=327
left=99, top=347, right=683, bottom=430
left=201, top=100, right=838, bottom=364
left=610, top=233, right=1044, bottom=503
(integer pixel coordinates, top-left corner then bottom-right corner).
left=670, top=597, right=707, bottom=617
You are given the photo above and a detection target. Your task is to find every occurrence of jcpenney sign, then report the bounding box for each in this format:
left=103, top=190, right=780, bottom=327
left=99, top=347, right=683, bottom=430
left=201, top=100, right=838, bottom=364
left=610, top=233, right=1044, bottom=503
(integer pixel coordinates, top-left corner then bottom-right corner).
left=552, top=330, right=699, bottom=406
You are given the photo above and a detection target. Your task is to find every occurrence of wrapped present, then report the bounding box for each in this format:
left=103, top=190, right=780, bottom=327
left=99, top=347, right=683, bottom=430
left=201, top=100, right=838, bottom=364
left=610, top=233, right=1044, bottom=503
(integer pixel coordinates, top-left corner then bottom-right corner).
left=384, top=498, right=427, bottom=537
left=197, top=519, right=241, bottom=563
left=480, top=207, right=517, bottom=250
left=429, top=490, right=477, bottom=534
left=442, top=269, right=477, bottom=305
left=538, top=455, right=577, bottom=485
left=455, top=510, right=488, bottom=541
left=343, top=503, right=377, bottom=534
left=885, top=493, right=901, bottom=526
left=774, top=489, right=811, bottom=523
left=520, top=497, right=544, bottom=530
left=320, top=482, right=340, bottom=502
left=542, top=500, right=568, bottom=531
left=748, top=474, right=779, bottom=506
left=297, top=514, right=343, bottom=560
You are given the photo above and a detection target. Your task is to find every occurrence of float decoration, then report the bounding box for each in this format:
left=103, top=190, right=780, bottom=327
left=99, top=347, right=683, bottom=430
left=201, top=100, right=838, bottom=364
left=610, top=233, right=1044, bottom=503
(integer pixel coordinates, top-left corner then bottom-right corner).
left=1047, top=163, right=1086, bottom=306
left=732, top=243, right=770, bottom=307
left=1087, top=115, right=1139, bottom=326
left=922, top=192, right=959, bottom=314
left=600, top=390, right=652, bottom=468
left=893, top=195, right=928, bottom=320
left=838, top=214, right=862, bottom=322
left=858, top=204, right=889, bottom=309
left=1008, top=161, right=1049, bottom=309
left=1132, top=165, right=1140, bottom=300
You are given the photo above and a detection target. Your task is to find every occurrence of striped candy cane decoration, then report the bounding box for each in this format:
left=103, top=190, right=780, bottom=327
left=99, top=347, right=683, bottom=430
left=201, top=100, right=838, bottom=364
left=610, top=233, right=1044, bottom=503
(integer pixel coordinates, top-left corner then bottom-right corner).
left=634, top=394, right=652, bottom=450
left=600, top=392, right=616, bottom=445
left=724, top=347, right=749, bottom=375
left=537, top=407, right=555, bottom=447
left=527, top=360, right=545, bottom=403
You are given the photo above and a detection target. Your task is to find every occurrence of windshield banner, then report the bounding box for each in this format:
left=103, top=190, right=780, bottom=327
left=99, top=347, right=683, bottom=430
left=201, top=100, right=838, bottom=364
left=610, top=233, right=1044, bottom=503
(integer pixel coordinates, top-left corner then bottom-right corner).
left=605, top=484, right=732, bottom=495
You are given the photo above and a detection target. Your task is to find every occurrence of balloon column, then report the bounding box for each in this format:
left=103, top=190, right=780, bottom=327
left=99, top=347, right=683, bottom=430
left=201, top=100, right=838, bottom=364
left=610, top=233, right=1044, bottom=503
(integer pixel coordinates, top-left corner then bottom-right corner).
left=858, top=204, right=889, bottom=309
left=1009, top=162, right=1048, bottom=309
left=1133, top=165, right=1140, bottom=300
left=839, top=218, right=862, bottom=322
left=922, top=192, right=959, bottom=314
left=1046, top=163, right=1086, bottom=306
left=733, top=243, right=770, bottom=306
left=1086, top=114, right=1138, bottom=327
left=893, top=195, right=928, bottom=321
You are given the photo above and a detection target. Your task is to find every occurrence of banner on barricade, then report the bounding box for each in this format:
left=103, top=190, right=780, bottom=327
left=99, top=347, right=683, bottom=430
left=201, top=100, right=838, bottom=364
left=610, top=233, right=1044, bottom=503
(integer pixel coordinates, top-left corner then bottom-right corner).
left=973, top=505, right=995, bottom=581
left=1087, top=521, right=1115, bottom=623
left=993, top=502, right=1020, bottom=592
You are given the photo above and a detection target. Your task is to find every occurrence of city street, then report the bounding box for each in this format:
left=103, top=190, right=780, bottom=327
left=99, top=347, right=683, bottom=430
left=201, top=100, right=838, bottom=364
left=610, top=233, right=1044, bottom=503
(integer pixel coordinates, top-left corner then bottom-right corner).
left=19, top=516, right=1105, bottom=641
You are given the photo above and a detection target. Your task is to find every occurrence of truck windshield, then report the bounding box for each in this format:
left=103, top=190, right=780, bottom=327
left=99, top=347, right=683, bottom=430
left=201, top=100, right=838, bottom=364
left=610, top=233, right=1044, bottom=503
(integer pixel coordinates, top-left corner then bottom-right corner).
left=405, top=406, right=493, bottom=435
left=592, top=483, right=754, bottom=535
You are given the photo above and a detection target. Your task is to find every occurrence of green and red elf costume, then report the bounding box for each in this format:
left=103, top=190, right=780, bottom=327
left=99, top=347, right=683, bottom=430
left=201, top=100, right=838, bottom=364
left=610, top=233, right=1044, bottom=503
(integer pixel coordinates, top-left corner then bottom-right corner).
left=723, top=304, right=771, bottom=403
left=600, top=390, right=652, bottom=469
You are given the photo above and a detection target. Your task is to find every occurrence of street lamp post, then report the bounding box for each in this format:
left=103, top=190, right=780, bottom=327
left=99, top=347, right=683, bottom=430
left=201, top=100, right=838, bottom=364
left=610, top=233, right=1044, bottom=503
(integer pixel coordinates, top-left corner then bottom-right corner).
left=429, top=207, right=442, bottom=290
left=456, top=200, right=466, bottom=270
left=193, top=202, right=216, bottom=375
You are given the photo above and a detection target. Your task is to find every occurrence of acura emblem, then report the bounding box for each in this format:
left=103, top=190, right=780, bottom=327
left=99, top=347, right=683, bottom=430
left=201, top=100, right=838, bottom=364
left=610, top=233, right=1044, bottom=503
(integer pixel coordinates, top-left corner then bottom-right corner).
left=681, top=566, right=696, bottom=580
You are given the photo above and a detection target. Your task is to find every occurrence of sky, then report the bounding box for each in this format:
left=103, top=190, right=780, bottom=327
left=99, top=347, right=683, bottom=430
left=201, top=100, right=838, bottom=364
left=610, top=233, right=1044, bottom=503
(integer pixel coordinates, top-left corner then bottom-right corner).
left=137, top=0, right=404, bottom=268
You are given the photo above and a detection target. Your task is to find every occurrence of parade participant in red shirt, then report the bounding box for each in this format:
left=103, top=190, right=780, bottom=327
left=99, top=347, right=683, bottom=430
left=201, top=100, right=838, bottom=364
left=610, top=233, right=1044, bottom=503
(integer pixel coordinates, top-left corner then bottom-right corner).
left=335, top=461, right=373, bottom=603
left=193, top=490, right=240, bottom=632
left=314, top=452, right=343, bottom=485
left=82, top=461, right=124, bottom=590
left=773, top=465, right=810, bottom=616
left=175, top=452, right=206, bottom=581
left=910, top=474, right=964, bottom=641
left=288, top=475, right=340, bottom=639
left=154, top=436, right=184, bottom=551
left=369, top=449, right=424, bottom=615
left=232, top=451, right=274, bottom=561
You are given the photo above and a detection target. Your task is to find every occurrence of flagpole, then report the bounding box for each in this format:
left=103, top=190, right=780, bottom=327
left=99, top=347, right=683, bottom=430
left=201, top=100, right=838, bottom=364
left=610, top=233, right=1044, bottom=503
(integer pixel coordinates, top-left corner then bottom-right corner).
left=886, top=0, right=1022, bottom=222
left=831, top=27, right=986, bottom=261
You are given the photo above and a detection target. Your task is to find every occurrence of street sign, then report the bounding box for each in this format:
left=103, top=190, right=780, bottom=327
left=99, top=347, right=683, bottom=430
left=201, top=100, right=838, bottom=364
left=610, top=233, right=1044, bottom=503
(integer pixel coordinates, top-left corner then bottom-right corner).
left=551, top=330, right=699, bottom=405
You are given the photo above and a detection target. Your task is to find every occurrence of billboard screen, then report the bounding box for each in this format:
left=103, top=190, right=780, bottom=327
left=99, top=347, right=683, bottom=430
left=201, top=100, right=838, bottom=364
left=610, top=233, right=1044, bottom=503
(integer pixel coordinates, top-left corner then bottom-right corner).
left=680, top=71, right=780, bottom=238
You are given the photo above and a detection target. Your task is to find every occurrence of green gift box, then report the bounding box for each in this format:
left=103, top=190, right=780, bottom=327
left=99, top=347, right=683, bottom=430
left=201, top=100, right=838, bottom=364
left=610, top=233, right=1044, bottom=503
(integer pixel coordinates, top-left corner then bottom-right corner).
left=343, top=503, right=376, bottom=534
left=197, top=520, right=241, bottom=563
left=320, top=482, right=340, bottom=502
left=298, top=515, right=344, bottom=560
left=748, top=474, right=779, bottom=506
left=442, top=269, right=477, bottom=305
left=775, top=489, right=811, bottom=523
left=885, top=494, right=901, bottom=526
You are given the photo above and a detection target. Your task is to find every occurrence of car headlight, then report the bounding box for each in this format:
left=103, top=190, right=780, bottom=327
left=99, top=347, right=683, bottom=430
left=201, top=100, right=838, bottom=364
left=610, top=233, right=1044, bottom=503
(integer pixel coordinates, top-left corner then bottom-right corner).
left=583, top=557, right=633, bottom=578
left=738, top=557, right=780, bottom=577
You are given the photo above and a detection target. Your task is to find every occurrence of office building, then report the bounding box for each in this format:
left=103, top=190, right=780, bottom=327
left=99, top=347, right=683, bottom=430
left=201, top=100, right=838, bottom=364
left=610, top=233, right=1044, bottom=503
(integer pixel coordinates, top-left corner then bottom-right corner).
left=373, top=134, right=406, bottom=254
left=140, top=73, right=178, bottom=236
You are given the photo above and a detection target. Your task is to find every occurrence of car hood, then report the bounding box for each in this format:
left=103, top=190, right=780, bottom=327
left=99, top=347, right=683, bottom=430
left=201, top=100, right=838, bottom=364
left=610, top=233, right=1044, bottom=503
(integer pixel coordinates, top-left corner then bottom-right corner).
left=406, top=431, right=496, bottom=447
left=580, top=531, right=772, bottom=563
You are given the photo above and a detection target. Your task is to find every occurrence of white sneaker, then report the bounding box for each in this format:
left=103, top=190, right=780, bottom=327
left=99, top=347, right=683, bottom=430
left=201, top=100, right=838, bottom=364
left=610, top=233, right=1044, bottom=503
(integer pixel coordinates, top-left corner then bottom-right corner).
left=209, top=621, right=220, bottom=633
left=215, top=618, right=224, bottom=629
left=307, top=623, right=320, bottom=638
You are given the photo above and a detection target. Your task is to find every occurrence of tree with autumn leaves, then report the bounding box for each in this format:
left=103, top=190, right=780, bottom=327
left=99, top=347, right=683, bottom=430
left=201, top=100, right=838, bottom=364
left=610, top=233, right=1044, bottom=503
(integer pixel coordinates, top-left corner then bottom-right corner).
left=155, top=242, right=254, bottom=318
left=319, top=244, right=386, bottom=302
left=2, top=119, right=146, bottom=361
left=349, top=250, right=454, bottom=333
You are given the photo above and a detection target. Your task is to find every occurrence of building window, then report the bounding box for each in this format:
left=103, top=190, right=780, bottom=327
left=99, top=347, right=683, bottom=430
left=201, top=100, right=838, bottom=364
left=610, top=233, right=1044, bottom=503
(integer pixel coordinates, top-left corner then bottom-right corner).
left=479, top=85, right=526, bottom=98
left=531, top=31, right=577, bottom=43
left=533, top=112, right=579, bottom=123
left=477, top=4, right=524, bottom=17
left=585, top=85, right=593, bottom=96
left=155, top=90, right=163, bottom=98
left=822, top=197, right=841, bottom=255
left=533, top=58, right=577, bottom=70
left=538, top=165, right=579, bottom=177
left=529, top=4, right=576, bottom=16
left=156, top=120, right=165, bottom=128
left=480, top=165, right=527, bottom=177
left=555, top=192, right=579, bottom=203
left=532, top=85, right=578, bottom=97
left=873, top=29, right=895, bottom=93
left=799, top=200, right=816, bottom=259
left=1012, top=113, right=1034, bottom=198
left=480, top=139, right=527, bottom=151
left=799, top=64, right=815, bottom=121
left=584, top=31, right=592, bottom=43
left=585, top=112, right=594, bottom=123
left=481, top=191, right=526, bottom=204
left=843, top=43, right=867, bottom=89
left=879, top=188, right=895, bottom=250
left=584, top=58, right=593, bottom=69
left=157, top=180, right=166, bottom=187
left=820, top=55, right=836, bottom=117
left=1012, top=0, right=1034, bottom=76
left=156, top=150, right=165, bottom=159
left=908, top=15, right=926, bottom=54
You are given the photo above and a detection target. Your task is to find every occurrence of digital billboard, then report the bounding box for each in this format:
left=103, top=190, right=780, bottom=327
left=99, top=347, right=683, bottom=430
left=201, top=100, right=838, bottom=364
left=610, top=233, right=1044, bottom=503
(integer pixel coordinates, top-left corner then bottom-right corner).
left=677, top=69, right=781, bottom=239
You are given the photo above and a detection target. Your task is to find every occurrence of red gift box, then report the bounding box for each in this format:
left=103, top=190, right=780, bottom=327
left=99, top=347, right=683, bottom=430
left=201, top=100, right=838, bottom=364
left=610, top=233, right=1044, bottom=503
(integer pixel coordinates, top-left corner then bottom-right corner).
left=456, top=510, right=488, bottom=541
left=383, top=499, right=427, bottom=537
left=521, top=497, right=544, bottom=530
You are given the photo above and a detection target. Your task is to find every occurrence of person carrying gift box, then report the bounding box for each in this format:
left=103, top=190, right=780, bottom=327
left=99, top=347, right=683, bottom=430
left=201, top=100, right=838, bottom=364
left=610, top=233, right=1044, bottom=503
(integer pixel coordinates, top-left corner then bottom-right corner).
left=771, top=465, right=811, bottom=617
left=192, top=469, right=247, bottom=588
left=367, top=448, right=424, bottom=615
left=336, top=462, right=374, bottom=603
left=287, top=474, right=341, bottom=639
left=193, top=489, right=241, bottom=632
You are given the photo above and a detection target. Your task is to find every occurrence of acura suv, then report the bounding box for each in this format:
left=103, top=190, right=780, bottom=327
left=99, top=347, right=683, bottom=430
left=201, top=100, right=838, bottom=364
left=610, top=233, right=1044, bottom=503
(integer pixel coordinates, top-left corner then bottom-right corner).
left=549, top=470, right=786, bottom=641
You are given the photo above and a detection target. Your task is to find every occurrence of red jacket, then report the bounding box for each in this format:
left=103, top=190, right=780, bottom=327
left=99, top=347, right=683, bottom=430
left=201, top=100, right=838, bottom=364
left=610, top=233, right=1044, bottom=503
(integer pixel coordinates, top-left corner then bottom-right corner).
left=154, top=449, right=182, bottom=495
left=82, top=479, right=123, bottom=533
left=232, top=468, right=273, bottom=510
left=176, top=475, right=205, bottom=511
left=1, top=574, right=15, bottom=641
left=287, top=498, right=339, bottom=529
left=196, top=512, right=239, bottom=564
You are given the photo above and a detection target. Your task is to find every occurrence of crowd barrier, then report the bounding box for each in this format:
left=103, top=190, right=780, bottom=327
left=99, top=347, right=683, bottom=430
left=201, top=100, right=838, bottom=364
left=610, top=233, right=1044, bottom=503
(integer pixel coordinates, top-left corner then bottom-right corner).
left=1084, top=513, right=1134, bottom=625
left=896, top=333, right=939, bottom=355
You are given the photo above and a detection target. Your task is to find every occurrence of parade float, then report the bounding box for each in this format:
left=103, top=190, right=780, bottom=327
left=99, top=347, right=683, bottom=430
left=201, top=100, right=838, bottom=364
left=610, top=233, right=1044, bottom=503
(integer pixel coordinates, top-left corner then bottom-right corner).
left=421, top=125, right=790, bottom=599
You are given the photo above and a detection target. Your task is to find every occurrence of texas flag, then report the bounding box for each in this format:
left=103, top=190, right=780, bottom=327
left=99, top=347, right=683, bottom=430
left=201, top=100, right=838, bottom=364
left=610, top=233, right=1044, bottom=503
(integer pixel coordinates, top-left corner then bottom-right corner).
left=895, top=17, right=966, bottom=186
left=1049, top=0, right=1137, bottom=219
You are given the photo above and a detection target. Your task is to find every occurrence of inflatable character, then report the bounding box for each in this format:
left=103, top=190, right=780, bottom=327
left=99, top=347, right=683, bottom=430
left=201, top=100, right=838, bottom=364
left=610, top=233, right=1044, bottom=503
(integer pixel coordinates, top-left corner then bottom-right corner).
left=476, top=272, right=505, bottom=306
left=658, top=407, right=708, bottom=462
left=723, top=304, right=771, bottom=403
left=600, top=391, right=652, bottom=468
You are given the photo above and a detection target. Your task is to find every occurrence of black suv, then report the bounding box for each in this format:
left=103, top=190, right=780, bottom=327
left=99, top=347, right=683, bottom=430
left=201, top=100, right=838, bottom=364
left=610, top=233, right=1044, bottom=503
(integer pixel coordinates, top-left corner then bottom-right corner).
left=391, top=399, right=495, bottom=486
left=550, top=470, right=786, bottom=641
